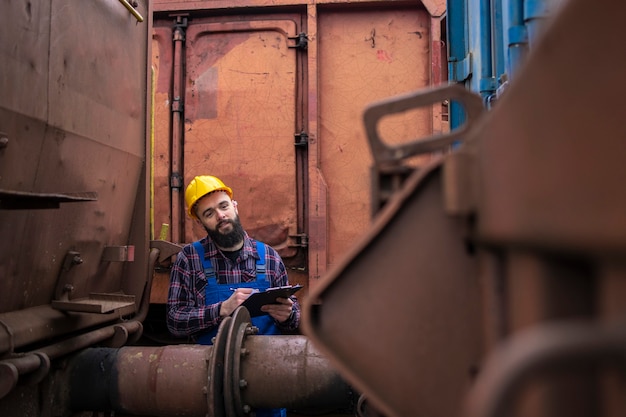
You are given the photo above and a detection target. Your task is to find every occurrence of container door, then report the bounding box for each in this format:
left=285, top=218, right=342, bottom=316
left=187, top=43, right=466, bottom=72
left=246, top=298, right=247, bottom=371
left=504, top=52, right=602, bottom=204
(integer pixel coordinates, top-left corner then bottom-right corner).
left=151, top=16, right=306, bottom=301
left=183, top=19, right=300, bottom=255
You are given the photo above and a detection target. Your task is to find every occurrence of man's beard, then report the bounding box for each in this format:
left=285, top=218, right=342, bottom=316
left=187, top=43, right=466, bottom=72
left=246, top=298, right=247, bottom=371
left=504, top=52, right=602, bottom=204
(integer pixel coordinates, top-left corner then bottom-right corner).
left=205, top=215, right=245, bottom=248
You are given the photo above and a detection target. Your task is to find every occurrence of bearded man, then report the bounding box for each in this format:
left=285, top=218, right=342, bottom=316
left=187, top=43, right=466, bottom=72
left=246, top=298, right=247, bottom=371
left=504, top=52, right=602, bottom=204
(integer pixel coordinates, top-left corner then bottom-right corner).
left=166, top=175, right=300, bottom=348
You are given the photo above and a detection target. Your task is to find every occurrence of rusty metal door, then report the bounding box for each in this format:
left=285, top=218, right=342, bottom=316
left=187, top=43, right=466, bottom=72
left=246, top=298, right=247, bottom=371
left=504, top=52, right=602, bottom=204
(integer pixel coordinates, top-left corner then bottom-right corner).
left=182, top=18, right=301, bottom=248
left=151, top=14, right=306, bottom=301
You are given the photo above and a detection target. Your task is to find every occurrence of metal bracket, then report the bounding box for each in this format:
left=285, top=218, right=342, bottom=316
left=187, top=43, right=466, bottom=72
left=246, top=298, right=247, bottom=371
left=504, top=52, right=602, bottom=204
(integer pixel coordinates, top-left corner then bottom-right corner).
left=294, top=131, right=308, bottom=147
left=173, top=15, right=189, bottom=41
left=288, top=32, right=308, bottom=50
left=150, top=240, right=184, bottom=263
left=52, top=250, right=136, bottom=314
left=363, top=84, right=484, bottom=167
left=54, top=251, right=84, bottom=301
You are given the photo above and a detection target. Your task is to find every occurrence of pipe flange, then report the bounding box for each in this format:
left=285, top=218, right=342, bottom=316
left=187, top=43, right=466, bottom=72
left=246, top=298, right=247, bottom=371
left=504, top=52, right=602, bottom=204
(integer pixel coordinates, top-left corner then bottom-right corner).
left=207, top=315, right=232, bottom=417
left=224, top=307, right=252, bottom=417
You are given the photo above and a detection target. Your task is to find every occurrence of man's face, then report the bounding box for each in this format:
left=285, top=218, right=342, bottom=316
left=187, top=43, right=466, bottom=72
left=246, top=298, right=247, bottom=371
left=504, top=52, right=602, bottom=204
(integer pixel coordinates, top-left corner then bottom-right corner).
left=194, top=191, right=244, bottom=248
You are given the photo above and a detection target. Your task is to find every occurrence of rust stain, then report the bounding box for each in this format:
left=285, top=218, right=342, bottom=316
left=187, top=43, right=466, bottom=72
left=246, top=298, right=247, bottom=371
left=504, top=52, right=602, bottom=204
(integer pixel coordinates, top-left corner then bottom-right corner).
left=148, top=349, right=163, bottom=393
left=376, top=49, right=393, bottom=63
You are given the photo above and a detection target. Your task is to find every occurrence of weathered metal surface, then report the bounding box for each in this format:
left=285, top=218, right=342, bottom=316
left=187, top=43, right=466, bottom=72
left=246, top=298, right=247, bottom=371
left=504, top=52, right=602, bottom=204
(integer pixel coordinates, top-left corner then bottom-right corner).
left=0, top=1, right=152, bottom=412
left=0, top=0, right=152, bottom=319
left=304, top=1, right=626, bottom=417
left=303, top=159, right=484, bottom=417
left=458, top=0, right=626, bottom=416
left=318, top=6, right=434, bottom=268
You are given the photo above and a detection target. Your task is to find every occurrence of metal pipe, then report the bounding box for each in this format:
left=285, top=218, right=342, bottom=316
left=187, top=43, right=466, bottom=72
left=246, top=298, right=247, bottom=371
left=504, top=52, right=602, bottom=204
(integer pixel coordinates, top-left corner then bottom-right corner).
left=240, top=336, right=355, bottom=411
left=170, top=17, right=186, bottom=243
left=478, top=0, right=494, bottom=99
left=0, top=321, right=141, bottom=400
left=71, top=345, right=211, bottom=416
left=505, top=0, right=527, bottom=80
left=117, top=0, right=144, bottom=22
left=36, top=321, right=142, bottom=360
left=0, top=353, right=50, bottom=399
left=463, top=319, right=626, bottom=417
left=0, top=305, right=132, bottom=357
left=524, top=0, right=551, bottom=47
left=67, top=310, right=355, bottom=417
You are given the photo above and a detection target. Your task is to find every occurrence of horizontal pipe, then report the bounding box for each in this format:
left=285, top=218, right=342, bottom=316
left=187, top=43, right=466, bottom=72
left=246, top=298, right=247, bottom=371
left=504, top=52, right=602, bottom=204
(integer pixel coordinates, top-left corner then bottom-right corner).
left=70, top=345, right=210, bottom=415
left=68, top=338, right=355, bottom=417
left=36, top=321, right=142, bottom=360
left=0, top=321, right=141, bottom=400
left=241, top=336, right=354, bottom=410
left=0, top=305, right=131, bottom=356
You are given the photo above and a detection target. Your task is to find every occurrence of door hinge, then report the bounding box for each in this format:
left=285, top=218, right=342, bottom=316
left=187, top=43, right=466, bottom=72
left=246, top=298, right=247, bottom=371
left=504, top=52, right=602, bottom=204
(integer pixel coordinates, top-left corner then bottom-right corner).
left=294, top=131, right=308, bottom=148
left=172, top=15, right=189, bottom=41
left=288, top=32, right=308, bottom=50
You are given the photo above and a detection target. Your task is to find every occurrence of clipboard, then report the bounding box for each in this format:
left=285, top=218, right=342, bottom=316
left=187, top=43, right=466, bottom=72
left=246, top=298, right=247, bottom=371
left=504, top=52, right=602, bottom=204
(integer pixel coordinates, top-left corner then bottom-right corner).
left=240, top=284, right=303, bottom=317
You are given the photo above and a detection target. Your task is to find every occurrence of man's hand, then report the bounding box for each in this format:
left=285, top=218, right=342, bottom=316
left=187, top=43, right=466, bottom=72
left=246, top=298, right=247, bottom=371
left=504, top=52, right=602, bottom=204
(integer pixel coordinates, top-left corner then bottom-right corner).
left=219, top=288, right=257, bottom=317
left=261, top=297, right=294, bottom=323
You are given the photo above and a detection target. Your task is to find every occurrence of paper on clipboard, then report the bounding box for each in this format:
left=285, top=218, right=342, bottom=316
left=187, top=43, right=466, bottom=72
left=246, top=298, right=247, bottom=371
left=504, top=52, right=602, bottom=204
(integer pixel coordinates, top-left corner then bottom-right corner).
left=240, top=284, right=303, bottom=317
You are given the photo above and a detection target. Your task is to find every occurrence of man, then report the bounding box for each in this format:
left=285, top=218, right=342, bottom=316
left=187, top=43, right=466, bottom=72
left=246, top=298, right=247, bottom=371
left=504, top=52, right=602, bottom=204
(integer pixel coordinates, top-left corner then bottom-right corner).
left=166, top=175, right=300, bottom=345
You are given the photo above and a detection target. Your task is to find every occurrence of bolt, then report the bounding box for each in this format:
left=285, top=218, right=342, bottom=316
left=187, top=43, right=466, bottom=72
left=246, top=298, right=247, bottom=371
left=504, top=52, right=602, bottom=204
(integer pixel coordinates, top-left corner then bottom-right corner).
left=63, top=284, right=74, bottom=293
left=245, top=326, right=259, bottom=335
left=72, top=255, right=83, bottom=265
left=0, top=134, right=8, bottom=149
left=202, top=386, right=208, bottom=394
left=240, top=348, right=249, bottom=357
left=242, top=405, right=251, bottom=414
left=239, top=379, right=248, bottom=388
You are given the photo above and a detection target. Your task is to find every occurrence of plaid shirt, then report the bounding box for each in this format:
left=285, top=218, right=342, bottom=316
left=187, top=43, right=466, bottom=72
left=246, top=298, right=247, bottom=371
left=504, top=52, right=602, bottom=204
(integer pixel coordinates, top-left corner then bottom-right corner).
left=166, top=233, right=300, bottom=339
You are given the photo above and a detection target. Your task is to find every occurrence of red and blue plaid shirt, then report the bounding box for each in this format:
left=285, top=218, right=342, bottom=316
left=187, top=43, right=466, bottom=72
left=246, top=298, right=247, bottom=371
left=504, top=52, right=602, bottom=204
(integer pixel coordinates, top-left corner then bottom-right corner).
left=166, top=233, right=300, bottom=339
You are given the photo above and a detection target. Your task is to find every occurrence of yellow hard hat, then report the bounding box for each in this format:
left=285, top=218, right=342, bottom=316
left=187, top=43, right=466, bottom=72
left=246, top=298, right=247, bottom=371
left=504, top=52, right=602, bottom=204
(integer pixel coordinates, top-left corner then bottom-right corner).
left=185, top=175, right=233, bottom=219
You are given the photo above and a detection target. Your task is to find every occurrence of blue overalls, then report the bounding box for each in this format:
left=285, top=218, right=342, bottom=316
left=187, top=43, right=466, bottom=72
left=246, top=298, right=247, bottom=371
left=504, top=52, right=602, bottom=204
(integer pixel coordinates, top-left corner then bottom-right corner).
left=192, top=240, right=286, bottom=417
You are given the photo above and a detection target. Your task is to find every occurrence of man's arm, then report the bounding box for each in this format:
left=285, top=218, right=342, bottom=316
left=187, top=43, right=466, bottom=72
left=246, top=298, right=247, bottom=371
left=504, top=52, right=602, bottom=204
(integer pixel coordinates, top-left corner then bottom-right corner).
left=166, top=249, right=222, bottom=337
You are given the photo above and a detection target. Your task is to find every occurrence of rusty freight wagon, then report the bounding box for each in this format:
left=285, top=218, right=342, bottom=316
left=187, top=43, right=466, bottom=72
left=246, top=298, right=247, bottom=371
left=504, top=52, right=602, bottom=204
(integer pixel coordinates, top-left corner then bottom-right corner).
left=2, top=0, right=626, bottom=417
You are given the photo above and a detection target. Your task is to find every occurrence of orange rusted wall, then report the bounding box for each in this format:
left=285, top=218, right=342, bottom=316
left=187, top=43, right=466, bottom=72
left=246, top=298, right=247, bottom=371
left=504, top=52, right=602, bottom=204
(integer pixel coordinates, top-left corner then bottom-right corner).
left=150, top=0, right=447, bottom=303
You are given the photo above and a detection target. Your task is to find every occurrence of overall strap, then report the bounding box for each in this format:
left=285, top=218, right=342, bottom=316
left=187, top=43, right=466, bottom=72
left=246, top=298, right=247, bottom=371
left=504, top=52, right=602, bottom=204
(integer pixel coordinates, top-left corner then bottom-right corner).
left=254, top=240, right=267, bottom=278
left=192, top=241, right=215, bottom=278
left=193, top=240, right=266, bottom=279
